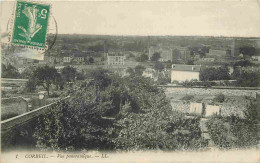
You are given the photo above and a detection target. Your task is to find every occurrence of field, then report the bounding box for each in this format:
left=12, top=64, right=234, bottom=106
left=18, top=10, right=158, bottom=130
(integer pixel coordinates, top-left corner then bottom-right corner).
left=166, top=87, right=257, bottom=118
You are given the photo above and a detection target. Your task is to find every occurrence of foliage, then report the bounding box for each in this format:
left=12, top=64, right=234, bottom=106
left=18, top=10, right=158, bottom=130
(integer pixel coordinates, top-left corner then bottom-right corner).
left=156, top=72, right=171, bottom=85
left=200, top=66, right=230, bottom=81
left=151, top=52, right=161, bottom=62
left=233, top=60, right=255, bottom=68
left=154, top=62, right=164, bottom=72
left=20, top=66, right=36, bottom=79
left=134, top=65, right=146, bottom=76
left=28, top=65, right=60, bottom=95
left=239, top=46, right=256, bottom=57
left=231, top=69, right=260, bottom=87
left=1, top=112, right=19, bottom=121
left=206, top=113, right=259, bottom=149
left=181, top=95, right=194, bottom=101
left=61, top=65, right=77, bottom=83
left=213, top=93, right=225, bottom=103
left=2, top=63, right=20, bottom=79
left=34, top=72, right=205, bottom=151
left=137, top=53, right=148, bottom=62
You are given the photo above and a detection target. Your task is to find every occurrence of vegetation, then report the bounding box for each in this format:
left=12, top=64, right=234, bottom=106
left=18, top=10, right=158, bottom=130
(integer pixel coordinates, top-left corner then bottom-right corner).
left=33, top=70, right=206, bottom=151
left=27, top=65, right=60, bottom=95
left=181, top=95, right=194, bottom=101
left=213, top=93, right=225, bottom=103
left=136, top=53, right=149, bottom=62
left=2, top=63, right=20, bottom=79
left=61, top=65, right=77, bottom=83
left=206, top=100, right=260, bottom=149
left=200, top=66, right=230, bottom=81
left=151, top=52, right=161, bottom=62
left=134, top=65, right=146, bottom=76
left=154, top=62, right=164, bottom=72
left=231, top=69, right=260, bottom=87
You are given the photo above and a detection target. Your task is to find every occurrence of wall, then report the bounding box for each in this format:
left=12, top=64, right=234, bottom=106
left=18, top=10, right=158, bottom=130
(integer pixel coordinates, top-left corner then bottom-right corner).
left=171, top=71, right=200, bottom=82
left=166, top=87, right=259, bottom=98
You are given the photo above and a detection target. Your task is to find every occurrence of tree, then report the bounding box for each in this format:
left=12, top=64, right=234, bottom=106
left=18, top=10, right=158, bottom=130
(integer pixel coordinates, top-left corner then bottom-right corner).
left=233, top=60, right=254, bottom=68
left=61, top=65, right=77, bottom=83
left=134, top=65, right=146, bottom=76
left=89, top=57, right=94, bottom=63
left=200, top=66, right=230, bottom=81
left=2, top=63, right=20, bottom=78
left=239, top=46, right=255, bottom=57
left=30, top=65, right=60, bottom=95
left=137, top=54, right=148, bottom=62
left=33, top=73, right=206, bottom=151
left=231, top=69, right=260, bottom=87
left=20, top=66, right=36, bottom=79
left=154, top=62, right=164, bottom=72
left=151, top=52, right=161, bottom=62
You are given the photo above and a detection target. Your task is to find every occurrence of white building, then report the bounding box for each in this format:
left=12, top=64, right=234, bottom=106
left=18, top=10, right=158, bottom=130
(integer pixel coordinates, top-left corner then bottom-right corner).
left=107, top=53, right=125, bottom=65
left=171, top=64, right=201, bottom=82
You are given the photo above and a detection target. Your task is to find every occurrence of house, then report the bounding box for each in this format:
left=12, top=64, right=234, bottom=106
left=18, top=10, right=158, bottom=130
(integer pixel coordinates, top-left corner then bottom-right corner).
left=252, top=56, right=260, bottom=62
left=200, top=58, right=215, bottom=62
left=171, top=64, right=201, bottom=82
left=206, top=49, right=227, bottom=58
left=63, top=55, right=73, bottom=63
left=149, top=46, right=173, bottom=62
left=107, top=53, right=125, bottom=65
left=73, top=53, right=87, bottom=64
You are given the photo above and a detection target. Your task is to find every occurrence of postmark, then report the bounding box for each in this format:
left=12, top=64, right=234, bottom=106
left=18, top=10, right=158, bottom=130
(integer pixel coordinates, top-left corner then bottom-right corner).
left=11, top=1, right=50, bottom=49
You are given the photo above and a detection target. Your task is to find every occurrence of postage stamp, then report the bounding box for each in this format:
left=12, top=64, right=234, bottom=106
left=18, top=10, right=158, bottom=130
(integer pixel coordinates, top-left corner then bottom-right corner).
left=11, top=1, right=50, bottom=49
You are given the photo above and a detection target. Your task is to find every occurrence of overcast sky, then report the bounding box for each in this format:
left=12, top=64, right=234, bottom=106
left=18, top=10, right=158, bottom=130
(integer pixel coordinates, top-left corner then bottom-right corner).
left=1, top=0, right=260, bottom=37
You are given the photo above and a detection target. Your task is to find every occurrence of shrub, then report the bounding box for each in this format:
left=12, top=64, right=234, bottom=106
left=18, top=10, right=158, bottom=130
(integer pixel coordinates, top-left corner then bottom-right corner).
left=49, top=92, right=60, bottom=98
left=206, top=113, right=259, bottom=149
left=181, top=95, right=194, bottom=101
left=213, top=93, right=225, bottom=103
left=1, top=112, right=19, bottom=121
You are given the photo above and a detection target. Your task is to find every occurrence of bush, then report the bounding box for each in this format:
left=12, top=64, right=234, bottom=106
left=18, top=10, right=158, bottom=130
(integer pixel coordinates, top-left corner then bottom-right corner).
left=181, top=95, right=194, bottom=101
left=33, top=74, right=206, bottom=151
left=49, top=92, right=60, bottom=98
left=213, top=93, right=225, bottom=103
left=1, top=112, right=19, bottom=121
left=206, top=112, right=260, bottom=149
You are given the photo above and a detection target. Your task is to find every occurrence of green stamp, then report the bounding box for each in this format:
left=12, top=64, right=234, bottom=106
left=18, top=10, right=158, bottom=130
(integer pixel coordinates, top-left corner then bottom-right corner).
left=11, top=1, right=50, bottom=49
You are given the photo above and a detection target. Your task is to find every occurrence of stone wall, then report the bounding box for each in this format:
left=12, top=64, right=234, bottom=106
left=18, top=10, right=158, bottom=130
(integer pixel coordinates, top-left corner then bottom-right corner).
left=166, top=87, right=259, bottom=98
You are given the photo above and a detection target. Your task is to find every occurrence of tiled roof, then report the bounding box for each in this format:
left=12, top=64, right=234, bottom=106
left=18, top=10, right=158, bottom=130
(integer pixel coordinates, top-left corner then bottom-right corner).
left=171, top=64, right=201, bottom=72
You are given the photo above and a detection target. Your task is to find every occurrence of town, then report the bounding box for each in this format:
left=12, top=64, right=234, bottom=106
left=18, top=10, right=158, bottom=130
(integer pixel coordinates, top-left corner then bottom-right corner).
left=1, top=35, right=260, bottom=152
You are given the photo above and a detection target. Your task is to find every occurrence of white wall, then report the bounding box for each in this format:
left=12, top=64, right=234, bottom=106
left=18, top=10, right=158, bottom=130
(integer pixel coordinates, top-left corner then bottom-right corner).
left=171, top=70, right=199, bottom=82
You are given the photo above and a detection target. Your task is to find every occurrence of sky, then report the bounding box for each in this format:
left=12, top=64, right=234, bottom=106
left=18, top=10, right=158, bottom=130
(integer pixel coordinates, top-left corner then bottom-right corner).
left=1, top=0, right=260, bottom=37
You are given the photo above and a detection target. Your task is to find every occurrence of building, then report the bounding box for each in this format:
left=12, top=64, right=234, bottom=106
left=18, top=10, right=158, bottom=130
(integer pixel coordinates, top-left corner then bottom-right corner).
left=171, top=64, right=201, bottom=82
left=72, top=53, right=87, bottom=64
left=63, top=55, right=73, bottom=63
left=107, top=53, right=125, bottom=65
left=206, top=49, right=227, bottom=57
left=252, top=56, right=260, bottom=62
left=200, top=58, right=215, bottom=62
left=149, top=46, right=173, bottom=62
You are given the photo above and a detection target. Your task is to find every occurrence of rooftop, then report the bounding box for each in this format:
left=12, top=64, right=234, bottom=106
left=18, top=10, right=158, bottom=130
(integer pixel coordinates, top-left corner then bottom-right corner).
left=171, top=64, right=201, bottom=72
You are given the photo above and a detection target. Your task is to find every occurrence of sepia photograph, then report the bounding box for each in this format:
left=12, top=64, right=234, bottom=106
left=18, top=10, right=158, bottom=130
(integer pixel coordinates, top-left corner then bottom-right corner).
left=1, top=0, right=260, bottom=162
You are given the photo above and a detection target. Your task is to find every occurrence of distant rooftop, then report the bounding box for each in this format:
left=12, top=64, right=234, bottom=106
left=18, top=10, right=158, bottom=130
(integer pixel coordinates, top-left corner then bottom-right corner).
left=171, top=64, right=201, bottom=72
